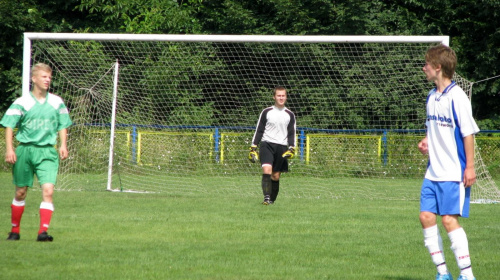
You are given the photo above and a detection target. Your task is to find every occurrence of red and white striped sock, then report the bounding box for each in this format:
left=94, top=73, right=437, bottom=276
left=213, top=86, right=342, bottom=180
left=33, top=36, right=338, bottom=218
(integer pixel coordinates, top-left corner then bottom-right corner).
left=11, top=199, right=25, bottom=234
left=39, top=202, right=54, bottom=234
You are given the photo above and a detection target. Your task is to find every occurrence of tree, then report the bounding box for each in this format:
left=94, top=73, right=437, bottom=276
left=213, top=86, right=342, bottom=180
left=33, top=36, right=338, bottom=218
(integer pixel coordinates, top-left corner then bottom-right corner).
left=197, top=0, right=386, bottom=35
left=1, top=0, right=499, bottom=128
left=76, top=0, right=203, bottom=33
left=383, top=0, right=500, bottom=127
left=0, top=0, right=46, bottom=107
left=0, top=0, right=89, bottom=108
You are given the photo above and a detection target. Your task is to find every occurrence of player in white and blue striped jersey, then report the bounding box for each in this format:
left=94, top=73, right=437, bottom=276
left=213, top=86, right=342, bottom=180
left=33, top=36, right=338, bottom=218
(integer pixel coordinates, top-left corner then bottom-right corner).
left=418, top=45, right=479, bottom=280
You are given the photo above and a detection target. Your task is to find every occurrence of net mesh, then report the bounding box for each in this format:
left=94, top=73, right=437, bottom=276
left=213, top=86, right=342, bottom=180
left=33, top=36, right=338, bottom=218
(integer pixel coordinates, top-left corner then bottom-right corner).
left=26, top=36, right=499, bottom=202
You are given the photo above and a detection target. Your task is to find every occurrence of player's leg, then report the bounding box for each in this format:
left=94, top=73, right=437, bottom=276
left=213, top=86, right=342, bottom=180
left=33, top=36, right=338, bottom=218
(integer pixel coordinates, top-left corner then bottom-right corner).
left=40, top=183, right=55, bottom=233
left=270, top=172, right=280, bottom=202
left=259, top=142, right=275, bottom=204
left=37, top=183, right=55, bottom=241
left=34, top=146, right=59, bottom=241
left=7, top=187, right=28, bottom=240
left=440, top=182, right=474, bottom=280
left=7, top=145, right=34, bottom=241
left=269, top=145, right=288, bottom=203
left=420, top=179, right=452, bottom=279
left=261, top=165, right=273, bottom=204
left=442, top=215, right=474, bottom=280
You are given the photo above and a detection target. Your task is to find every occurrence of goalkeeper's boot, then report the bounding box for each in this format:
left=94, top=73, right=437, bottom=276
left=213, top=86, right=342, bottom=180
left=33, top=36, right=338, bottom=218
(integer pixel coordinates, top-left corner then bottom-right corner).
left=436, top=273, right=453, bottom=280
left=37, top=231, right=53, bottom=242
left=262, top=195, right=272, bottom=205
left=457, top=276, right=475, bottom=280
left=6, top=232, right=20, bottom=241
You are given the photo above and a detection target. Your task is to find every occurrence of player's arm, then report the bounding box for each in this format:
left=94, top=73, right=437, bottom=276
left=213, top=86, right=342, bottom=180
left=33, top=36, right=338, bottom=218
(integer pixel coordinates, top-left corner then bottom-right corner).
left=453, top=92, right=479, bottom=187
left=251, top=110, right=267, bottom=146
left=58, top=128, right=69, bottom=160
left=4, top=127, right=16, bottom=164
left=463, top=134, right=476, bottom=187
left=248, top=110, right=267, bottom=163
left=282, top=111, right=297, bottom=159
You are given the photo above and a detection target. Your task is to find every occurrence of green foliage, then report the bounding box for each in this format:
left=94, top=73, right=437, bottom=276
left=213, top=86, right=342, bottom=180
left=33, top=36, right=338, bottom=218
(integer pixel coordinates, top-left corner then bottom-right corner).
left=76, top=0, right=203, bottom=33
left=136, top=131, right=214, bottom=173
left=58, top=128, right=500, bottom=179
left=306, top=134, right=384, bottom=177
left=198, top=0, right=384, bottom=35
left=476, top=115, right=500, bottom=131
left=1, top=0, right=500, bottom=125
left=477, top=136, right=500, bottom=178
left=0, top=0, right=45, bottom=107
left=401, top=0, right=500, bottom=120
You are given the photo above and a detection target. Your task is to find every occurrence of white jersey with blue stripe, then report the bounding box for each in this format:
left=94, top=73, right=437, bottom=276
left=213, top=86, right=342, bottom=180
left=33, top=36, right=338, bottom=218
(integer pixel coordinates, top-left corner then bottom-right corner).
left=425, top=81, right=479, bottom=182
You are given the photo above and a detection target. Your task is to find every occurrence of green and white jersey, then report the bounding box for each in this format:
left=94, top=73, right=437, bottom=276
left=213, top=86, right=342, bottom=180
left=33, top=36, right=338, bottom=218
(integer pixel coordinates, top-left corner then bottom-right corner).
left=0, top=92, right=72, bottom=146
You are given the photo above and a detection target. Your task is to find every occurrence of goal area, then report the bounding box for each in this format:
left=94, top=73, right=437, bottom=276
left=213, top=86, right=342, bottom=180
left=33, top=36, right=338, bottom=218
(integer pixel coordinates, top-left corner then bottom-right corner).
left=22, top=33, right=500, bottom=202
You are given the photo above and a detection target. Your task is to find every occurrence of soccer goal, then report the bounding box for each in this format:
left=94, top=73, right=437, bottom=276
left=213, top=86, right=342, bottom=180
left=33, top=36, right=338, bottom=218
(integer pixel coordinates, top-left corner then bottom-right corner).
left=22, top=33, right=500, bottom=202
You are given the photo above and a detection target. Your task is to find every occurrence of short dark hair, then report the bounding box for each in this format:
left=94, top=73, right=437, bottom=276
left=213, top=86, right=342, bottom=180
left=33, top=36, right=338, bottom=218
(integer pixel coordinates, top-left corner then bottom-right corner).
left=273, top=86, right=287, bottom=96
left=425, top=44, right=456, bottom=79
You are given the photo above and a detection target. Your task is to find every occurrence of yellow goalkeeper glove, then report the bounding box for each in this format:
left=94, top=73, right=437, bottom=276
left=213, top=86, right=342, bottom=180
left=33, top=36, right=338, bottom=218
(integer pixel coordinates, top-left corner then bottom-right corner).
left=282, top=147, right=295, bottom=159
left=248, top=145, right=259, bottom=163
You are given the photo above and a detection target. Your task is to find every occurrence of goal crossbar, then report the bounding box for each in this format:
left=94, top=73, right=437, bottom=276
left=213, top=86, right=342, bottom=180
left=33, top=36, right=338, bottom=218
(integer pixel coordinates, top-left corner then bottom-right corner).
left=24, top=32, right=449, bottom=43
left=22, top=33, right=449, bottom=99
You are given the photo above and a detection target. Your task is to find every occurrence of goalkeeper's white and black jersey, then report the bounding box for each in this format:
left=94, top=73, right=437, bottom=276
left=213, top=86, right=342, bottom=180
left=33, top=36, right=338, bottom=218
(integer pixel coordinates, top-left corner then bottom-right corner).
left=252, top=105, right=296, bottom=148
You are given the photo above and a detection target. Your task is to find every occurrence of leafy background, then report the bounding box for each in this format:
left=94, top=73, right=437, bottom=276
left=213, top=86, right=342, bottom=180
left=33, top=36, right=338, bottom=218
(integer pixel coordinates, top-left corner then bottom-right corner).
left=0, top=0, right=499, bottom=129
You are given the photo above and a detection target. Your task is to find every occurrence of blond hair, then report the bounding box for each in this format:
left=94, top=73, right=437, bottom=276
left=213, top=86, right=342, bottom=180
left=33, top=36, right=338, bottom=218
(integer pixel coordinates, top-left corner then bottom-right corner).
left=31, top=63, right=52, bottom=76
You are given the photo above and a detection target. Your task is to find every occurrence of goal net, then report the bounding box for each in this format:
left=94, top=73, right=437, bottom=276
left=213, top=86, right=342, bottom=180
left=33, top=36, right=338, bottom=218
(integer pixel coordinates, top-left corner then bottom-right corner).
left=22, top=33, right=500, bottom=202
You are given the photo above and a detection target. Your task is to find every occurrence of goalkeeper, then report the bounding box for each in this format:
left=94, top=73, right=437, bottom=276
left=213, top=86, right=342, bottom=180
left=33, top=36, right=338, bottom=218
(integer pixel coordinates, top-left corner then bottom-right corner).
left=249, top=86, right=296, bottom=205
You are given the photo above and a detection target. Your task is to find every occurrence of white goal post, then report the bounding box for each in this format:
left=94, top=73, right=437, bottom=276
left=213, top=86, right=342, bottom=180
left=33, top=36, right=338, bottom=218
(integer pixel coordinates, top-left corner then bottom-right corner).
left=22, top=32, right=500, bottom=202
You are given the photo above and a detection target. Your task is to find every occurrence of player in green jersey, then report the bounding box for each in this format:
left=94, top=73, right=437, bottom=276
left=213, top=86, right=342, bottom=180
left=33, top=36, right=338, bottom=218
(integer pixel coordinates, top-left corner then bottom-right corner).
left=1, top=63, right=72, bottom=242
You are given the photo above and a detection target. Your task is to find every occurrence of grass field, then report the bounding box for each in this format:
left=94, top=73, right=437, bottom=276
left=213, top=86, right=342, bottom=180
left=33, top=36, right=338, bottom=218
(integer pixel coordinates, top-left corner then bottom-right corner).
left=0, top=172, right=499, bottom=280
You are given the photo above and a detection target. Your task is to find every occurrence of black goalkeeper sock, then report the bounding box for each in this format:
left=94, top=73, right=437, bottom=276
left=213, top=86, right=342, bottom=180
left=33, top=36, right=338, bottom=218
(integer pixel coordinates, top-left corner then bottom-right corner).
left=261, top=174, right=272, bottom=198
left=271, top=180, right=280, bottom=201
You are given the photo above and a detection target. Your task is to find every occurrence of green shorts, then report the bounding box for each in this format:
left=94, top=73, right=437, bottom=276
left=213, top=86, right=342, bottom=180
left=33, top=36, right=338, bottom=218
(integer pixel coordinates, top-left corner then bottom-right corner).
left=13, top=144, right=59, bottom=187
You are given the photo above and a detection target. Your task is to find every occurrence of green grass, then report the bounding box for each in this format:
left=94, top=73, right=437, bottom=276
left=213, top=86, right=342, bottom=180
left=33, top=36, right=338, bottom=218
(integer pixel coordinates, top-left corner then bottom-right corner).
left=0, top=172, right=499, bottom=279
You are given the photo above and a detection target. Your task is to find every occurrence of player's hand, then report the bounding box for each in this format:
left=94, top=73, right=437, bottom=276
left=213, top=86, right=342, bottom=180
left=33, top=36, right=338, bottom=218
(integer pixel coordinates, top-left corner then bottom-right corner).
left=418, top=137, right=428, bottom=155
left=463, top=166, right=476, bottom=188
left=282, top=147, right=295, bottom=159
left=248, top=145, right=258, bottom=163
left=5, top=148, right=16, bottom=164
left=59, top=146, right=69, bottom=160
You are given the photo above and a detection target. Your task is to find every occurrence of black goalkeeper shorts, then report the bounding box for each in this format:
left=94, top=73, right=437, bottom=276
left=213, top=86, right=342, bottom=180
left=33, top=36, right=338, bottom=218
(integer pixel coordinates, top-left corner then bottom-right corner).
left=259, top=141, right=289, bottom=173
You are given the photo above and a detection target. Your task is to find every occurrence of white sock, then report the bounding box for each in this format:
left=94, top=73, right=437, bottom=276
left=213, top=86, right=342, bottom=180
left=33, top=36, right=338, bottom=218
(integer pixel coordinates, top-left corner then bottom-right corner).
left=40, top=201, right=54, bottom=211
left=448, top=227, right=474, bottom=279
left=423, top=225, right=448, bottom=275
left=12, top=199, right=26, bottom=207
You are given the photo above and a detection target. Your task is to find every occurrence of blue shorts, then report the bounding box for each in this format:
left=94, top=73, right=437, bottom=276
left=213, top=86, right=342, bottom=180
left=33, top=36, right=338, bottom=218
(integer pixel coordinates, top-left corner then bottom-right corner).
left=420, top=179, right=471, bottom=218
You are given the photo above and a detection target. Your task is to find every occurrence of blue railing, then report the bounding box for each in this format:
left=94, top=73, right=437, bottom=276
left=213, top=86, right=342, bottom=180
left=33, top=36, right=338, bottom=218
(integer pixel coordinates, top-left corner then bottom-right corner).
left=82, top=123, right=500, bottom=165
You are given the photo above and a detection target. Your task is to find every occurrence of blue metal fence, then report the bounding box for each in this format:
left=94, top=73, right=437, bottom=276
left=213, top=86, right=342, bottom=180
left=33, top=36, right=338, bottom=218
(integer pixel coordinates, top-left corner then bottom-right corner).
left=83, top=123, right=500, bottom=166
